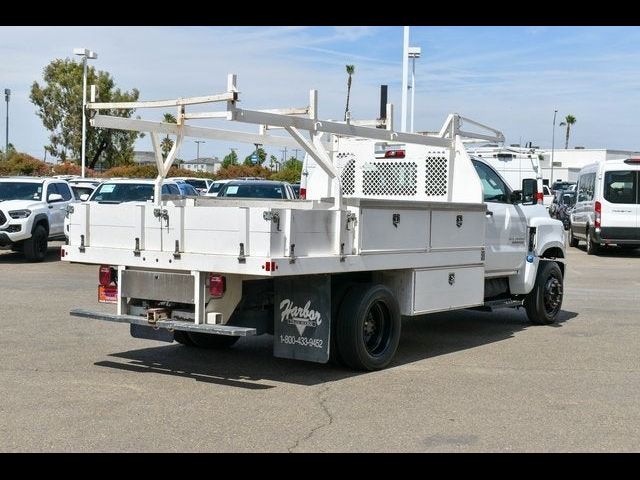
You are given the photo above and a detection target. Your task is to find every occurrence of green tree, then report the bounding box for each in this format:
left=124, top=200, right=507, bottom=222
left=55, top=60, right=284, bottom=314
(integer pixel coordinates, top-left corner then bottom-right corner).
left=222, top=149, right=239, bottom=168
left=30, top=58, right=142, bottom=168
left=268, top=154, right=279, bottom=171
left=559, top=114, right=577, bottom=149
left=271, top=157, right=303, bottom=183
left=243, top=147, right=267, bottom=166
left=161, top=113, right=177, bottom=159
left=344, top=65, right=355, bottom=121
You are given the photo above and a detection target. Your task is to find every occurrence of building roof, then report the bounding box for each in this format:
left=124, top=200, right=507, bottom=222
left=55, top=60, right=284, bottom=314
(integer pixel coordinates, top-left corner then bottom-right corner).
left=181, top=157, right=220, bottom=165
left=133, top=151, right=156, bottom=164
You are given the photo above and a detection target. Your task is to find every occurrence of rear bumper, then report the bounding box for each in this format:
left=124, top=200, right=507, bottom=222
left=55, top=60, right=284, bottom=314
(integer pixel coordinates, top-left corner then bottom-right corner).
left=594, top=227, right=640, bottom=245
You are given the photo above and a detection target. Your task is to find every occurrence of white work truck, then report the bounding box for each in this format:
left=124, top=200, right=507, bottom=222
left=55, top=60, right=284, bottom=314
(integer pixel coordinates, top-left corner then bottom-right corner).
left=62, top=75, right=566, bottom=371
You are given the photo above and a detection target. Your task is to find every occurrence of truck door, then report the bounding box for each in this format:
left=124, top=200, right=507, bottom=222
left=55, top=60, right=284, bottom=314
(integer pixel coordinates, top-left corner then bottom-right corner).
left=472, top=160, right=527, bottom=274
left=45, top=182, right=68, bottom=235
left=601, top=168, right=639, bottom=239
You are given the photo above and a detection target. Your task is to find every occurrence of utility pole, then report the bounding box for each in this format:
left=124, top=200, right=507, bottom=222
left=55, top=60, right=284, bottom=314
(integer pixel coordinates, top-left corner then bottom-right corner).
left=551, top=110, right=557, bottom=186
left=281, top=147, right=288, bottom=163
left=401, top=27, right=410, bottom=132
left=194, top=140, right=205, bottom=160
left=293, top=148, right=300, bottom=160
left=4, top=88, right=10, bottom=154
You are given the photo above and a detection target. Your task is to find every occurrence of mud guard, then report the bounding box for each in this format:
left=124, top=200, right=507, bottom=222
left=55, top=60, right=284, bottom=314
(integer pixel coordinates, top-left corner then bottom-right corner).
left=274, top=274, right=331, bottom=363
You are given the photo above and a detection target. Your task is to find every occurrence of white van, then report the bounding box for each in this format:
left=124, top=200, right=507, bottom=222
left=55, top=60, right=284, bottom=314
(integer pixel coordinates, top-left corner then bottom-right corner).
left=569, top=158, right=640, bottom=254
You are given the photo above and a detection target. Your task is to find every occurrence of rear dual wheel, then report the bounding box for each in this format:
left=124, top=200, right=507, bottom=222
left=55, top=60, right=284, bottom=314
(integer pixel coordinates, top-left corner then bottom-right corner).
left=335, top=284, right=401, bottom=371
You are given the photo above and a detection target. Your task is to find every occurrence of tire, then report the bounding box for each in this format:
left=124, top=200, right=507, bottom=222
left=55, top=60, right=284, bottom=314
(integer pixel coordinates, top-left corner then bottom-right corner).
left=586, top=227, right=599, bottom=255
left=23, top=225, right=48, bottom=262
left=186, top=332, right=239, bottom=349
left=336, top=284, right=401, bottom=371
left=524, top=261, right=563, bottom=325
left=173, top=330, right=195, bottom=346
left=568, top=226, right=579, bottom=248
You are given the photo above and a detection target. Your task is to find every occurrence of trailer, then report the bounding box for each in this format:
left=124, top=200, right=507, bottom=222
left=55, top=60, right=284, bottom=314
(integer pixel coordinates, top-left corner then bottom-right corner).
left=63, top=74, right=566, bottom=370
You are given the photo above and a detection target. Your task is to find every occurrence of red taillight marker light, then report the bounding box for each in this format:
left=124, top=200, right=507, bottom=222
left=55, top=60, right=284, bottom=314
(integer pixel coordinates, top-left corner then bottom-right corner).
left=299, top=188, right=306, bottom=199
left=595, top=201, right=601, bottom=229
left=209, top=274, right=226, bottom=298
left=385, top=149, right=406, bottom=158
left=99, top=265, right=113, bottom=286
left=536, top=192, right=544, bottom=204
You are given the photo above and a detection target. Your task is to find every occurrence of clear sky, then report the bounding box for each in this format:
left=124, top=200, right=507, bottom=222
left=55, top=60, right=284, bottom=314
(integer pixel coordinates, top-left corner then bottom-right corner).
left=2, top=26, right=640, bottom=162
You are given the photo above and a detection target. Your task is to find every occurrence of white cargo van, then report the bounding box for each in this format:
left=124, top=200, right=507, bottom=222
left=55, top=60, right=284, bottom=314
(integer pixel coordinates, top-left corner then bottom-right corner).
left=569, top=158, right=640, bottom=254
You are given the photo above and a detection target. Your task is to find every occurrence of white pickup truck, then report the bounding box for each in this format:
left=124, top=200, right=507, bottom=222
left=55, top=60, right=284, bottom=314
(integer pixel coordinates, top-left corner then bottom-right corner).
left=0, top=177, right=74, bottom=261
left=62, top=75, right=566, bottom=371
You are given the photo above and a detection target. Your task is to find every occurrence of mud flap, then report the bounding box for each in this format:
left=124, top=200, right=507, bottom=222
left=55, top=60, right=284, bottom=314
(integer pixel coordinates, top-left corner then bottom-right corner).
left=274, top=274, right=331, bottom=363
left=130, top=324, right=175, bottom=343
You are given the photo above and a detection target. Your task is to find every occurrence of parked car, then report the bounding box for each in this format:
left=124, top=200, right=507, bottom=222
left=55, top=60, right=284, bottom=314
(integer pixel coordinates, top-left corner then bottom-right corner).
left=551, top=180, right=576, bottom=192
left=0, top=177, right=74, bottom=261
left=70, top=184, right=98, bottom=202
left=542, top=185, right=554, bottom=210
left=170, top=177, right=212, bottom=195
left=291, top=183, right=301, bottom=198
left=88, top=179, right=181, bottom=203
left=217, top=180, right=297, bottom=199
left=204, top=179, right=233, bottom=197
left=174, top=180, right=200, bottom=197
left=569, top=158, right=640, bottom=254
left=553, top=190, right=576, bottom=230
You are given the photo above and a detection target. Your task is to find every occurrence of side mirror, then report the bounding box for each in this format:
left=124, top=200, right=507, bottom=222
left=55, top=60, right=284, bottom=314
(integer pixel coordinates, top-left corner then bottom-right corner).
left=80, top=193, right=89, bottom=201
left=48, top=193, right=63, bottom=203
left=521, top=178, right=537, bottom=205
left=510, top=190, right=523, bottom=203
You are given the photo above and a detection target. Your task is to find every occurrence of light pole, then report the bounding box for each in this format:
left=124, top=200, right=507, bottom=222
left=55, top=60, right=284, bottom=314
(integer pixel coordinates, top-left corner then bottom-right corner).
left=401, top=26, right=410, bottom=132
left=408, top=46, right=421, bottom=133
left=74, top=48, right=98, bottom=178
left=4, top=88, right=10, bottom=154
left=194, top=140, right=205, bottom=160
left=550, top=109, right=557, bottom=186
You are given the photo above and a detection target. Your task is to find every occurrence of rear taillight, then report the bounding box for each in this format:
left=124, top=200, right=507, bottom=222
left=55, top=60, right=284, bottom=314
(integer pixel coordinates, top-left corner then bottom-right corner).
left=595, top=201, right=601, bottom=228
left=536, top=192, right=544, bottom=204
left=99, top=265, right=115, bottom=286
left=385, top=149, right=406, bottom=158
left=299, top=187, right=306, bottom=200
left=209, top=274, right=226, bottom=298
left=624, top=158, right=640, bottom=164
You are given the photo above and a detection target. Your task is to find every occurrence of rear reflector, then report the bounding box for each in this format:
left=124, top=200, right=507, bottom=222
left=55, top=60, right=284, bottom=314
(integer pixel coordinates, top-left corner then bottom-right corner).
left=99, top=265, right=114, bottom=286
left=209, top=274, right=226, bottom=298
left=98, top=285, right=118, bottom=304
left=385, top=149, right=406, bottom=158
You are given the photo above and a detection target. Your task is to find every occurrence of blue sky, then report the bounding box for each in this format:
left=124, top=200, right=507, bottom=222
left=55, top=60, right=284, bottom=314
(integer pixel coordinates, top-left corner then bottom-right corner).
left=2, top=26, right=640, bottom=162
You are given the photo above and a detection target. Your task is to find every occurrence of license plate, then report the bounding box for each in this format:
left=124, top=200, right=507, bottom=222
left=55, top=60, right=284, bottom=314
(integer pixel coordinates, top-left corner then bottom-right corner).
left=98, top=285, right=118, bottom=304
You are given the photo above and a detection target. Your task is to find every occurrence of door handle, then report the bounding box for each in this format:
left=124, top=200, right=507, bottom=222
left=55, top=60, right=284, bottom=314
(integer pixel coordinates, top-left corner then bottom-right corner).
left=486, top=210, right=494, bottom=216
left=48, top=205, right=53, bottom=209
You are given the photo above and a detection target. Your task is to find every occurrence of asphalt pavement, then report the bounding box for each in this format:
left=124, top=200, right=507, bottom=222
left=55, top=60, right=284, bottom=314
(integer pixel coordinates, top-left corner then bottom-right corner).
left=1, top=241, right=639, bottom=452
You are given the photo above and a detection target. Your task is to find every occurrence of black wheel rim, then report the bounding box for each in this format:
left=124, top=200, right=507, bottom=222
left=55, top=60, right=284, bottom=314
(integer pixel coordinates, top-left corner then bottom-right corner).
left=543, top=274, right=562, bottom=316
left=362, top=301, right=391, bottom=356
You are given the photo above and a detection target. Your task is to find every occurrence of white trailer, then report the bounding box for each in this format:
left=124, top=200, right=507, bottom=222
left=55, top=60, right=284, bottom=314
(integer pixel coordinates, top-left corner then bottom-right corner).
left=63, top=74, right=566, bottom=370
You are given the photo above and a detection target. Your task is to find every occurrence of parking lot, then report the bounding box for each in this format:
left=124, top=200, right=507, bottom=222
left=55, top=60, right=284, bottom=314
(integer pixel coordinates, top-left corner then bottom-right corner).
left=1, top=242, right=639, bottom=452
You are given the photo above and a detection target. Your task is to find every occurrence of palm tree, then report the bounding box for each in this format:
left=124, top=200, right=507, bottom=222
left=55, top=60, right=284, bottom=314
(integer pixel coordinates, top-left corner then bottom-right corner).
left=161, top=113, right=177, bottom=159
left=559, top=115, right=577, bottom=149
left=344, top=65, right=355, bottom=121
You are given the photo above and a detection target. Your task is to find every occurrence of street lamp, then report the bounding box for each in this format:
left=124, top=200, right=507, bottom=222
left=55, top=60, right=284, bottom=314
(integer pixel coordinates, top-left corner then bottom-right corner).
left=408, top=46, right=421, bottom=133
left=4, top=88, right=10, bottom=154
left=551, top=110, right=558, bottom=186
left=74, top=48, right=98, bottom=178
left=194, top=140, right=205, bottom=160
